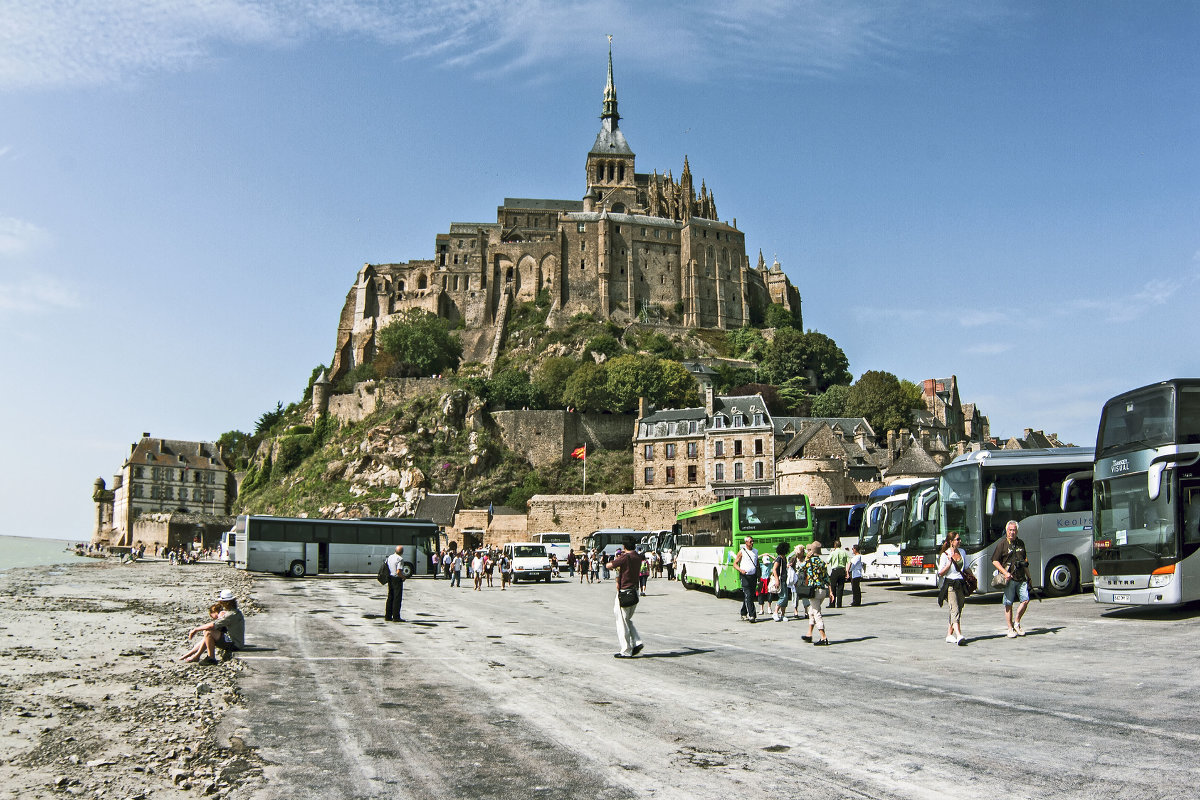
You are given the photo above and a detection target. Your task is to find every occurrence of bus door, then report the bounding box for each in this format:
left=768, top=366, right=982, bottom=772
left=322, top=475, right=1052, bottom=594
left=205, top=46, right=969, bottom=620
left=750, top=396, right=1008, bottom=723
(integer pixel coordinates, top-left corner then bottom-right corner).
left=305, top=542, right=320, bottom=575
left=317, top=542, right=330, bottom=574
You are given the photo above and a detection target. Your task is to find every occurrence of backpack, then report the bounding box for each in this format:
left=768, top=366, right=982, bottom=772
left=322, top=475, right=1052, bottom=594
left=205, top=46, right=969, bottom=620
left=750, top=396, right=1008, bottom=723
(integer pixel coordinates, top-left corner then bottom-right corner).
left=377, top=561, right=390, bottom=585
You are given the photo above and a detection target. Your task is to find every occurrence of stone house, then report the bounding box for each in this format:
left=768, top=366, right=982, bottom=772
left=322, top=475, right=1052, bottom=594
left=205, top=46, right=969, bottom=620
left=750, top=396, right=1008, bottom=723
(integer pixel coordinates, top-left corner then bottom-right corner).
left=634, top=387, right=777, bottom=500
left=93, top=434, right=233, bottom=548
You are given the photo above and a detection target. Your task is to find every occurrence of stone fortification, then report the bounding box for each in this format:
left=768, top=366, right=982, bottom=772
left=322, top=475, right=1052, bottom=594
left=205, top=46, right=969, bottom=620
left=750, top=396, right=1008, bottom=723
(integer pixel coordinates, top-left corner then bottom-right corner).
left=131, top=512, right=234, bottom=553
left=325, top=378, right=449, bottom=424
left=327, top=50, right=801, bottom=383
left=491, top=410, right=634, bottom=468
left=524, top=490, right=713, bottom=549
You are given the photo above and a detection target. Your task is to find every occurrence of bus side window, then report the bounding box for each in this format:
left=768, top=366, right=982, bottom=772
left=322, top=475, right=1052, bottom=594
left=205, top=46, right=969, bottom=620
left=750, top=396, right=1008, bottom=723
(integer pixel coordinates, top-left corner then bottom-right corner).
left=1183, top=482, right=1200, bottom=546
left=1179, top=387, right=1200, bottom=444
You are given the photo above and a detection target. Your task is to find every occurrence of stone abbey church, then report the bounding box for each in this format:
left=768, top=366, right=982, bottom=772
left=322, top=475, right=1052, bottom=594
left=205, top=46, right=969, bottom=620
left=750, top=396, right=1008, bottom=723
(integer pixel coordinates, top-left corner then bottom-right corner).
left=329, top=50, right=801, bottom=381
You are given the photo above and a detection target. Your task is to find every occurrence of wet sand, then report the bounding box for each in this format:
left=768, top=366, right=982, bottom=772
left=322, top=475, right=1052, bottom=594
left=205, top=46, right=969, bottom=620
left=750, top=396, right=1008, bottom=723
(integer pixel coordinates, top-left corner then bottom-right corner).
left=0, top=558, right=262, bottom=799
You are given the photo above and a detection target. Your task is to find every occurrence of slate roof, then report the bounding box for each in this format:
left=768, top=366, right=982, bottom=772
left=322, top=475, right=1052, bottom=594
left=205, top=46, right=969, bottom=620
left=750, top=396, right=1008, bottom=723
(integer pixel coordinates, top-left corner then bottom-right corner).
left=590, top=126, right=634, bottom=156
left=886, top=441, right=943, bottom=476
left=414, top=494, right=461, bottom=527
left=772, top=416, right=874, bottom=439
left=640, top=406, right=706, bottom=424
left=126, top=437, right=226, bottom=470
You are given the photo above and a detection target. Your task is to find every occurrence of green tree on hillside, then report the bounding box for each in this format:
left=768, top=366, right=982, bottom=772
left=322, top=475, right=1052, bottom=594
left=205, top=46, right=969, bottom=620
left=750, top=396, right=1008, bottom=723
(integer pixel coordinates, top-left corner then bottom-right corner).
left=846, top=370, right=914, bottom=434
left=759, top=329, right=851, bottom=392
left=377, top=309, right=462, bottom=377
left=532, top=357, right=579, bottom=409
left=605, top=354, right=697, bottom=413
left=811, top=384, right=851, bottom=418
left=562, top=362, right=609, bottom=412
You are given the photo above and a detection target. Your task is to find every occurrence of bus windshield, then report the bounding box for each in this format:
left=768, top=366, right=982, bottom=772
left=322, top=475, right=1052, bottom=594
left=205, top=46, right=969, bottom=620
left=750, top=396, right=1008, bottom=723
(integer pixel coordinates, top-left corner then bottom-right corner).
left=1094, top=473, right=1177, bottom=562
left=901, top=484, right=940, bottom=551
left=1098, top=386, right=1175, bottom=455
left=939, top=463, right=983, bottom=551
left=739, top=498, right=809, bottom=532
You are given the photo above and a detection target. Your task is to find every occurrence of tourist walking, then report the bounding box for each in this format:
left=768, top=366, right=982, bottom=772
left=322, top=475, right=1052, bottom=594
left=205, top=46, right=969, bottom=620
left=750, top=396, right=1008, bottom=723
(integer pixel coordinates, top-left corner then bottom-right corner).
left=663, top=548, right=675, bottom=580
left=484, top=552, right=496, bottom=587
left=937, top=533, right=967, bottom=645
left=499, top=554, right=512, bottom=590
left=801, top=542, right=830, bottom=645
left=771, top=542, right=791, bottom=621
left=608, top=538, right=645, bottom=659
left=992, top=520, right=1031, bottom=637
left=578, top=550, right=590, bottom=583
left=733, top=536, right=759, bottom=623
left=449, top=551, right=463, bottom=587
left=385, top=545, right=406, bottom=621
left=827, top=539, right=849, bottom=608
left=471, top=551, right=484, bottom=591
left=638, top=554, right=650, bottom=595
left=848, top=544, right=865, bottom=606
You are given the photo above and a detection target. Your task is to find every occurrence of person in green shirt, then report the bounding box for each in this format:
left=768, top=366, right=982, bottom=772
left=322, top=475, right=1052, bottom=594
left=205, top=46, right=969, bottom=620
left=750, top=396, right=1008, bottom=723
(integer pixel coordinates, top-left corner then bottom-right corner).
left=826, top=539, right=850, bottom=608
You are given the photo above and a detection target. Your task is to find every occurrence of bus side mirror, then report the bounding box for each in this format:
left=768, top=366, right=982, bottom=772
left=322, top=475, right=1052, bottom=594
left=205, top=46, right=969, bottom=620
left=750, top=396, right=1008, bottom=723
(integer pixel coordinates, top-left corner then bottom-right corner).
left=1148, top=461, right=1167, bottom=501
left=1061, top=478, right=1074, bottom=510
left=985, top=483, right=997, bottom=516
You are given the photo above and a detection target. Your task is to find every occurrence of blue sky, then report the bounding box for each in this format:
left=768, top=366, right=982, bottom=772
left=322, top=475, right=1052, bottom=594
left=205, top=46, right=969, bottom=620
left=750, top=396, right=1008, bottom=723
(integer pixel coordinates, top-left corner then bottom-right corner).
left=2, top=1, right=1197, bottom=540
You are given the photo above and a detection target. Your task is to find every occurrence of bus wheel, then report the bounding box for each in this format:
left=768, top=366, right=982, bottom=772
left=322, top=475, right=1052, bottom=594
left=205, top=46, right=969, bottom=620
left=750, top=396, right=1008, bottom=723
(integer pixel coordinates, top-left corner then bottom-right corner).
left=287, top=560, right=306, bottom=578
left=1043, top=558, right=1078, bottom=597
left=681, top=569, right=693, bottom=589
left=712, top=570, right=723, bottom=598
left=401, top=562, right=414, bottom=579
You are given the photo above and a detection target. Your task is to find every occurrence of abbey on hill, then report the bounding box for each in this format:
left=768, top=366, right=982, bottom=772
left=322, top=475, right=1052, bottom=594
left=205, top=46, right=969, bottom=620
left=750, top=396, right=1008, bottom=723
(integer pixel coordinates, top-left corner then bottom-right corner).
left=329, top=47, right=801, bottom=382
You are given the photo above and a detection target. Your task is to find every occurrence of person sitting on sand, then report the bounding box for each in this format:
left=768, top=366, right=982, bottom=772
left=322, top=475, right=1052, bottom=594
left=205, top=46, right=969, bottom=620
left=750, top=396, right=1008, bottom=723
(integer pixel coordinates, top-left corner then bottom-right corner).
left=182, top=589, right=244, bottom=664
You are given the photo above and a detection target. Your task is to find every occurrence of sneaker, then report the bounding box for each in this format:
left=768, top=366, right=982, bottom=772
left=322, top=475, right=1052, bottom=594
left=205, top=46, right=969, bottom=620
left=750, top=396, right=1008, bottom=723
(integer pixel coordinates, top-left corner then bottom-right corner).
left=956, top=636, right=967, bottom=646
left=1015, top=624, right=1026, bottom=636
left=814, top=639, right=829, bottom=646
left=773, top=613, right=783, bottom=622
left=1006, top=628, right=1018, bottom=638
left=946, top=635, right=957, bottom=644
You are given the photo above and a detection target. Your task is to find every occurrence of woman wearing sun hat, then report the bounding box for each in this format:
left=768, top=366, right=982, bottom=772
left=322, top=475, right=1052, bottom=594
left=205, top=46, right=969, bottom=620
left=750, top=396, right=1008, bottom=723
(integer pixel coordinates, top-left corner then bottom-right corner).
left=183, top=589, right=244, bottom=664
left=801, top=542, right=831, bottom=646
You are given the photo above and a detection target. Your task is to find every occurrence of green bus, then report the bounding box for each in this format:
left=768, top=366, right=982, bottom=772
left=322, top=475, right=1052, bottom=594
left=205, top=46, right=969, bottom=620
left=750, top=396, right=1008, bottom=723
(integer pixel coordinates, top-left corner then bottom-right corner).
left=674, top=494, right=814, bottom=597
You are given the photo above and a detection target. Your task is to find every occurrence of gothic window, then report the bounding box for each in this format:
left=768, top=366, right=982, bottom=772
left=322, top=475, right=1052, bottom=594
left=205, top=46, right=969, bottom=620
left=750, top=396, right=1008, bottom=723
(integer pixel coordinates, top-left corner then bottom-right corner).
left=418, top=274, right=428, bottom=290
left=619, top=164, right=625, bottom=181
left=398, top=280, right=406, bottom=291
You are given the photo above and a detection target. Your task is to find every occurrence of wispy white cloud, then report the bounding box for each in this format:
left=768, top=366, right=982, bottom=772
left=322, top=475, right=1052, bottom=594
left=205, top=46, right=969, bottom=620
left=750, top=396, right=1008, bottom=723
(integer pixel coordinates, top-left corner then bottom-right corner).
left=0, top=216, right=79, bottom=314
left=0, top=0, right=1019, bottom=90
left=959, top=311, right=1009, bottom=328
left=0, top=216, right=50, bottom=257
left=963, top=342, right=1012, bottom=356
left=0, top=276, right=81, bottom=313
left=1062, top=276, right=1186, bottom=323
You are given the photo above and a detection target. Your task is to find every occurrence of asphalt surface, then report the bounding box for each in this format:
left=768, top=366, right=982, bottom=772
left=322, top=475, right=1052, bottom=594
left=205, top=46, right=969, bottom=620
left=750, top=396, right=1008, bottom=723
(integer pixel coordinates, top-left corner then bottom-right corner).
left=219, top=571, right=1200, bottom=799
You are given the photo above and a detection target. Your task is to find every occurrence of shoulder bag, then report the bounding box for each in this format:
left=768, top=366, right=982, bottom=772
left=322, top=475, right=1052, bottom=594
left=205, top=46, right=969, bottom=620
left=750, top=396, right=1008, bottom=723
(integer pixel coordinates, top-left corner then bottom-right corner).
left=618, top=588, right=639, bottom=607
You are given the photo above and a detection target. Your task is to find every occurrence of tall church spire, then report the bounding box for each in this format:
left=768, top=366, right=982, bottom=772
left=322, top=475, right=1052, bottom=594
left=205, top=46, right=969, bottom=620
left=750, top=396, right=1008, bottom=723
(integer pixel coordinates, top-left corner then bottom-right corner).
left=601, top=35, right=619, bottom=131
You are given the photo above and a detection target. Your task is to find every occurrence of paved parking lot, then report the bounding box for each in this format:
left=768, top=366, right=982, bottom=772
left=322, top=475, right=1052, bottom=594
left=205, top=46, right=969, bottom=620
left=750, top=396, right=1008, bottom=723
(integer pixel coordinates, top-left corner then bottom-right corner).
left=221, top=572, right=1200, bottom=799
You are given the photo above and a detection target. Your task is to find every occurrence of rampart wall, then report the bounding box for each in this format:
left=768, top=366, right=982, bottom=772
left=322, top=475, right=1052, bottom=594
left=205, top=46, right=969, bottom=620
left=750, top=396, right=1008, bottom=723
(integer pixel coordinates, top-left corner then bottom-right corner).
left=491, top=410, right=635, bottom=468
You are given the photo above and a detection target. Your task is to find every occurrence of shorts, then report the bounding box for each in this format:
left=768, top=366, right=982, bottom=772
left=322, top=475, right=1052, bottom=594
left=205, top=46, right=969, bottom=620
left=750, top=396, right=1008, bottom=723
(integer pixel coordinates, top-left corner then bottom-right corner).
left=215, top=633, right=239, bottom=651
left=1003, top=580, right=1030, bottom=605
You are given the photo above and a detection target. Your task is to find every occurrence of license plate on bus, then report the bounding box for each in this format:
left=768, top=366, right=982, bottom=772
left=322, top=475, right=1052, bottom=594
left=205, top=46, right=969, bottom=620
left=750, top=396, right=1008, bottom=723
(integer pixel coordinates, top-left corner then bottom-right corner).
left=1112, top=593, right=1130, bottom=603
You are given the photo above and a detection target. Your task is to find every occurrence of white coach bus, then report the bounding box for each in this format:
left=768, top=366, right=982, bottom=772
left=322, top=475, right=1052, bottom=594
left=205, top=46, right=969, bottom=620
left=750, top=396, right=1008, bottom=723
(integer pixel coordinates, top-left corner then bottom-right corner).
left=233, top=515, right=438, bottom=578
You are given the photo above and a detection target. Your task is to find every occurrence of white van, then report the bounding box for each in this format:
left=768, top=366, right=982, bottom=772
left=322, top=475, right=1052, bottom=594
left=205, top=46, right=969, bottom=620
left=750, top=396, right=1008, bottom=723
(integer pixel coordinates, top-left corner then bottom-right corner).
left=503, top=543, right=553, bottom=583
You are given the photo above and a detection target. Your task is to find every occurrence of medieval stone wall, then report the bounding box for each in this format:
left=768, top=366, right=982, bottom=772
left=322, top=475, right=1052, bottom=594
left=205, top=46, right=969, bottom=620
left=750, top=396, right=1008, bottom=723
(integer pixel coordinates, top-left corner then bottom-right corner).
left=524, top=490, right=713, bottom=549
left=326, top=378, right=447, bottom=424
left=491, top=410, right=635, bottom=468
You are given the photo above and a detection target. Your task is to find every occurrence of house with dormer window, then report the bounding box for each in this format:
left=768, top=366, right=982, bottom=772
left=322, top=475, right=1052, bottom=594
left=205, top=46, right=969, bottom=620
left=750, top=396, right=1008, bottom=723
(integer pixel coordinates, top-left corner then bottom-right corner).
left=634, top=386, right=776, bottom=499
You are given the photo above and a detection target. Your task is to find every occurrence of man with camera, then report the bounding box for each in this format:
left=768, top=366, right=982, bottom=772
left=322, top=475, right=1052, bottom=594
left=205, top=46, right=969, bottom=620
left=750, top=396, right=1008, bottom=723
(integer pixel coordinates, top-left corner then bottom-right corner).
left=992, top=520, right=1030, bottom=638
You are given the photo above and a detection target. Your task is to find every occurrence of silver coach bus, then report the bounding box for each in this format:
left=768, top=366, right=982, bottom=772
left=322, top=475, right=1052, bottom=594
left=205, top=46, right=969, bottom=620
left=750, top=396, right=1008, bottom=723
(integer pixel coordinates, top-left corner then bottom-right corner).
left=233, top=515, right=438, bottom=578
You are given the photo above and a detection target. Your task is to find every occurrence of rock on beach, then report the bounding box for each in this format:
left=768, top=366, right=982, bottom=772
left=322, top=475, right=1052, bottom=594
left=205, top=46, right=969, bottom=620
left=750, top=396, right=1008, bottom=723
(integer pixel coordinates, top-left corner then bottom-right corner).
left=0, top=558, right=262, bottom=799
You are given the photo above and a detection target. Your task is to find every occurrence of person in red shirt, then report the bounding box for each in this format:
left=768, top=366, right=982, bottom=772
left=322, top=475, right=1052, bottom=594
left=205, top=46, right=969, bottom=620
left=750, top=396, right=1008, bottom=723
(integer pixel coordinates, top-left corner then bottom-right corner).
left=608, top=539, right=646, bottom=658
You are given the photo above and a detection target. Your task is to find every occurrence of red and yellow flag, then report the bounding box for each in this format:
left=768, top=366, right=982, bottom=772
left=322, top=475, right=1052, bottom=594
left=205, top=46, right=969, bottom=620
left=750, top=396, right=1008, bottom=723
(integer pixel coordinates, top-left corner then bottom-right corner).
left=571, top=446, right=587, bottom=460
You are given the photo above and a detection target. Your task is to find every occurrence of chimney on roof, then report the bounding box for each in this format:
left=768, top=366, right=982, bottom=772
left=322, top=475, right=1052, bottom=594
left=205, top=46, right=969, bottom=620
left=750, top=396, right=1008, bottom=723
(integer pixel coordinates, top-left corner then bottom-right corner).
left=705, top=385, right=714, bottom=416
left=1024, top=428, right=1033, bottom=437
left=919, top=429, right=930, bottom=450
left=923, top=379, right=935, bottom=397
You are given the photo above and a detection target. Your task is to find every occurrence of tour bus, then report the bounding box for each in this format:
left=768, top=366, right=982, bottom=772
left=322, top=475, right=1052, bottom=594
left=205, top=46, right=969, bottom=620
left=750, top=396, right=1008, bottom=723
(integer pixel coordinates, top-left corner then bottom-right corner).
left=529, top=532, right=572, bottom=565
left=219, top=515, right=245, bottom=565
left=675, top=494, right=814, bottom=597
left=812, top=504, right=858, bottom=550
left=583, top=528, right=648, bottom=560
left=1083, top=379, right=1200, bottom=606
left=234, top=515, right=438, bottom=578
left=898, top=479, right=942, bottom=588
left=858, top=481, right=920, bottom=580
left=939, top=447, right=1094, bottom=597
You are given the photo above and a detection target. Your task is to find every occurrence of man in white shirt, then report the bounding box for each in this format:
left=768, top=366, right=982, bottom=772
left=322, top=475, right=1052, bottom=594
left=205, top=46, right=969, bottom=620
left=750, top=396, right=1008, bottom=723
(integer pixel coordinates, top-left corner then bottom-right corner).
left=732, top=536, right=759, bottom=623
left=385, top=545, right=405, bottom=622
left=848, top=544, right=865, bottom=607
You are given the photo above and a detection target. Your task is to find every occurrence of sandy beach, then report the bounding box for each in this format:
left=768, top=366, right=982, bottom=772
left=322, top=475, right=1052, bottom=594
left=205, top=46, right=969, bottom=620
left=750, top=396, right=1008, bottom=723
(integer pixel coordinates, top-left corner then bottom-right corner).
left=0, top=558, right=261, bottom=799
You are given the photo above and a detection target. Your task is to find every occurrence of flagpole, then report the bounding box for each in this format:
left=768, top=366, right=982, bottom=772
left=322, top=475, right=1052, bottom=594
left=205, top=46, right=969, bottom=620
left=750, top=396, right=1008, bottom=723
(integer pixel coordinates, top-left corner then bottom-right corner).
left=583, top=450, right=587, bottom=494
